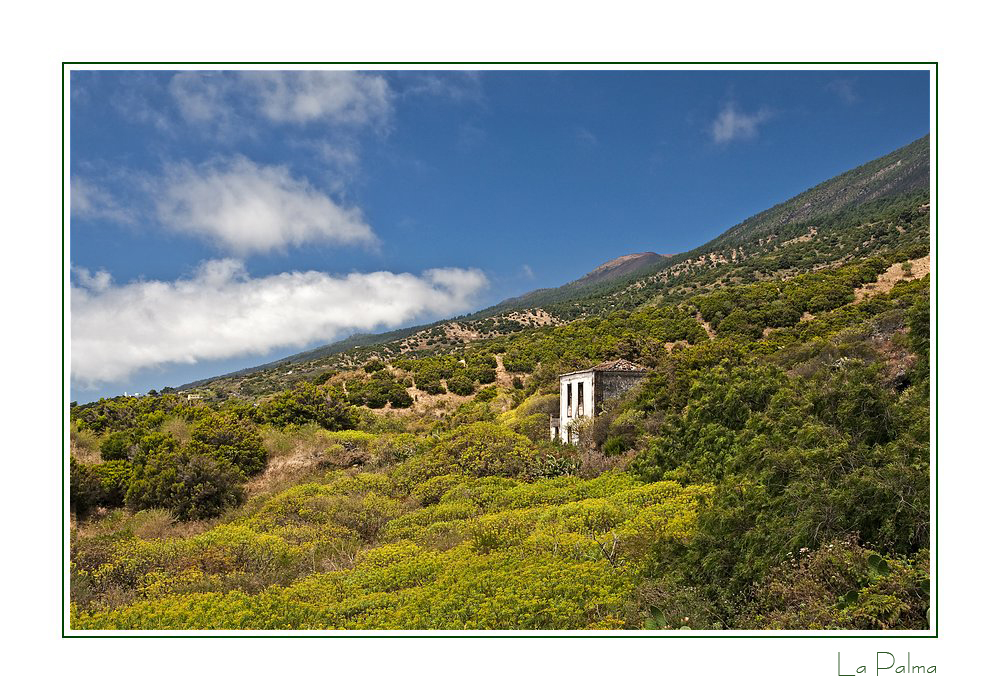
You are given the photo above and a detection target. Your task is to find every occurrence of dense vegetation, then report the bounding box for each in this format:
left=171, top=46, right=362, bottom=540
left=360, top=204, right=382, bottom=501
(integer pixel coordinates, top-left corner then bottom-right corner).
left=70, top=137, right=931, bottom=630
left=70, top=247, right=930, bottom=630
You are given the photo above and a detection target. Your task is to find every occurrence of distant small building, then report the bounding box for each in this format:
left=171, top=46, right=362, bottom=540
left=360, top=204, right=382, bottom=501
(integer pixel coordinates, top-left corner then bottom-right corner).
left=551, top=359, right=648, bottom=443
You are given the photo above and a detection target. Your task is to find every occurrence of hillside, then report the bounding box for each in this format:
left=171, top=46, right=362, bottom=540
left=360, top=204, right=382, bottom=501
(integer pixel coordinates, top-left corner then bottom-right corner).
left=70, top=249, right=931, bottom=630
left=69, top=137, right=932, bottom=631
left=178, top=251, right=673, bottom=390
left=484, top=251, right=673, bottom=312
left=693, top=135, right=929, bottom=252
left=176, top=135, right=929, bottom=400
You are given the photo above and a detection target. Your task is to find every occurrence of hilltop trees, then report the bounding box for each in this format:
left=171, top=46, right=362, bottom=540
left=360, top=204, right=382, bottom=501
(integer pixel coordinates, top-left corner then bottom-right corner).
left=344, top=371, right=413, bottom=409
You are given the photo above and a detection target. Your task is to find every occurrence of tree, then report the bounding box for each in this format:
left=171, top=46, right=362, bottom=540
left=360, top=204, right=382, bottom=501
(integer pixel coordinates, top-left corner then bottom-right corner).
left=69, top=457, right=103, bottom=518
left=126, top=450, right=244, bottom=520
left=99, top=430, right=136, bottom=461
left=446, top=373, right=475, bottom=396
left=190, top=413, right=267, bottom=477
left=261, top=382, right=356, bottom=430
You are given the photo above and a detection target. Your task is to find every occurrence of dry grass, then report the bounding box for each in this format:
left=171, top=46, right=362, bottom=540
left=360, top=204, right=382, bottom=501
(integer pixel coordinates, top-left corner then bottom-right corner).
left=779, top=226, right=818, bottom=248
left=494, top=353, right=516, bottom=387
left=246, top=447, right=340, bottom=498
left=501, top=308, right=560, bottom=327
left=75, top=508, right=213, bottom=540
left=160, top=415, right=192, bottom=444
left=130, top=509, right=214, bottom=539
left=577, top=450, right=629, bottom=479
left=695, top=311, right=717, bottom=339
left=69, top=424, right=103, bottom=463
left=853, top=255, right=931, bottom=303
left=252, top=423, right=372, bottom=496
left=374, top=390, right=478, bottom=420
left=260, top=423, right=334, bottom=458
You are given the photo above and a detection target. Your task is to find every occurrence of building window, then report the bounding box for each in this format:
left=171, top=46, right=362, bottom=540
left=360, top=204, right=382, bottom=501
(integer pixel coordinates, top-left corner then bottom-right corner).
left=565, top=382, right=572, bottom=417
left=577, top=381, right=584, bottom=416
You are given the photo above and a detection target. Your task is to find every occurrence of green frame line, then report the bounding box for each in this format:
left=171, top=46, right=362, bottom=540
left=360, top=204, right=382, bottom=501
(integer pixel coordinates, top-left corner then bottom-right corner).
left=61, top=65, right=66, bottom=637
left=64, top=61, right=936, bottom=65
left=933, top=65, right=939, bottom=636
left=61, top=60, right=938, bottom=639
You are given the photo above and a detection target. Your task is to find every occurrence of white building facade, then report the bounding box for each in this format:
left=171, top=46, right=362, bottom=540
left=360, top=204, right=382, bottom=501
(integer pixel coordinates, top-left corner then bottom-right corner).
left=550, top=359, right=648, bottom=443
left=556, top=370, right=595, bottom=443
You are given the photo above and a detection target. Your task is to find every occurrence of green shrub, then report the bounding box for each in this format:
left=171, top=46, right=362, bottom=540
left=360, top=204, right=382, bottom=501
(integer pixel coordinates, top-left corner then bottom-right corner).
left=100, top=430, right=135, bottom=461
left=312, top=371, right=335, bottom=385
left=602, top=435, right=630, bottom=456
left=126, top=450, right=244, bottom=520
left=93, top=460, right=133, bottom=505
left=474, top=386, right=500, bottom=403
left=190, top=413, right=267, bottom=477
left=446, top=373, right=475, bottom=396
left=393, top=422, right=537, bottom=487
left=261, top=382, right=356, bottom=431
left=738, top=538, right=930, bottom=630
left=70, top=457, right=104, bottom=518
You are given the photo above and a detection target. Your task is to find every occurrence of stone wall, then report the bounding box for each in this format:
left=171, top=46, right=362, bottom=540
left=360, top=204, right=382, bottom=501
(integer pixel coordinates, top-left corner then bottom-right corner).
left=595, top=371, right=646, bottom=404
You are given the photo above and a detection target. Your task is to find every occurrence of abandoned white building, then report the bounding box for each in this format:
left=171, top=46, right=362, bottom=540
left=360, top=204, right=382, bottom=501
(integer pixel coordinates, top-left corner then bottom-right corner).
left=550, top=359, right=648, bottom=443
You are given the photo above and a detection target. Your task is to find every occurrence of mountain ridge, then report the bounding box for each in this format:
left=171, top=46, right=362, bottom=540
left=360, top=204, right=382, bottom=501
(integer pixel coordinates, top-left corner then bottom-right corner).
left=176, top=134, right=930, bottom=395
left=177, top=251, right=675, bottom=388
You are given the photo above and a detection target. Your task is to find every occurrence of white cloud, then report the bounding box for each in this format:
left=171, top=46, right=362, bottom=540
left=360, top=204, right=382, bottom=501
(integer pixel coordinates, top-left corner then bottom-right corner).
left=71, top=177, right=134, bottom=224
left=155, top=156, right=377, bottom=254
left=71, top=261, right=488, bottom=384
left=400, top=71, right=484, bottom=104
left=311, top=141, right=361, bottom=169
left=242, top=71, right=392, bottom=126
left=112, top=74, right=177, bottom=134
left=168, top=72, right=236, bottom=128
left=711, top=102, right=772, bottom=144
left=167, top=71, right=392, bottom=131
left=827, top=78, right=860, bottom=105
left=75, top=268, right=113, bottom=293
left=286, top=138, right=364, bottom=192
left=573, top=126, right=598, bottom=146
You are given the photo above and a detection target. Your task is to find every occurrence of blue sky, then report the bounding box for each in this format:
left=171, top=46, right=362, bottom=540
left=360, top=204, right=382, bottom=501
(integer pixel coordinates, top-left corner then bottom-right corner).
left=70, top=69, right=930, bottom=402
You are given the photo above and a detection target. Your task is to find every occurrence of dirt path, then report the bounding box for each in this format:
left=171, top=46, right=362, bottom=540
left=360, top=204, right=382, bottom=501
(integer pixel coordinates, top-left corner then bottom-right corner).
left=695, top=311, right=717, bottom=339
left=495, top=353, right=515, bottom=387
